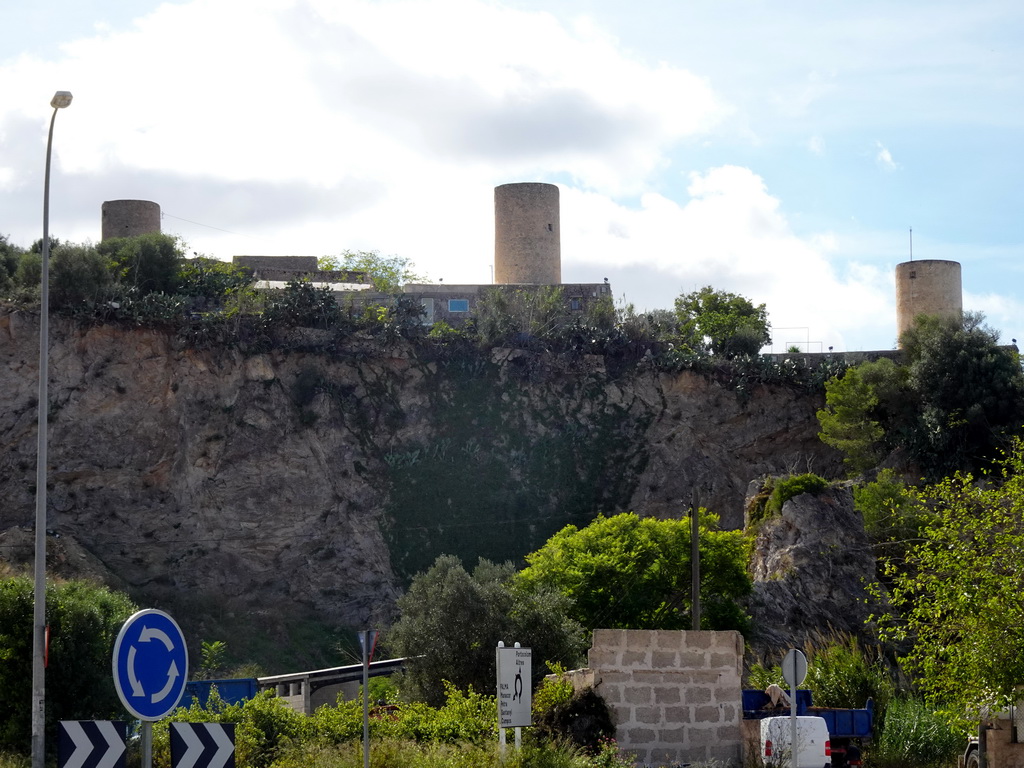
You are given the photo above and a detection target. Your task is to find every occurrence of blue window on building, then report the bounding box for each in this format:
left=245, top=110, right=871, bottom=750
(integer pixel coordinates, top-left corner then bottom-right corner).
left=448, top=299, right=470, bottom=312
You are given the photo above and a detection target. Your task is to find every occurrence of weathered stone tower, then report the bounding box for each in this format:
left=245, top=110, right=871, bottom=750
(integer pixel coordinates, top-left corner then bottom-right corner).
left=101, top=200, right=161, bottom=241
left=895, top=259, right=962, bottom=344
left=494, top=183, right=560, bottom=284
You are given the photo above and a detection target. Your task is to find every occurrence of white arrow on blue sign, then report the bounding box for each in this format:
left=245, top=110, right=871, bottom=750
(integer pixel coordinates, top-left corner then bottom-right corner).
left=112, top=609, right=189, bottom=721
left=171, top=723, right=235, bottom=768
left=58, top=721, right=126, bottom=768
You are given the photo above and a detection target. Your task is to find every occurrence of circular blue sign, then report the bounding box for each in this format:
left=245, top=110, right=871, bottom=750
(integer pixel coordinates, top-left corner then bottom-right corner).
left=112, top=609, right=189, bottom=721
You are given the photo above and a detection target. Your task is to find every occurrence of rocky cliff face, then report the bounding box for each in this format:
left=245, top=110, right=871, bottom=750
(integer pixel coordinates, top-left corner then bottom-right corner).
left=0, top=309, right=840, bottom=668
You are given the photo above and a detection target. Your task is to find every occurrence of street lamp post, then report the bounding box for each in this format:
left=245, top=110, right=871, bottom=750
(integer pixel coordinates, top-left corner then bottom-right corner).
left=32, top=89, right=72, bottom=768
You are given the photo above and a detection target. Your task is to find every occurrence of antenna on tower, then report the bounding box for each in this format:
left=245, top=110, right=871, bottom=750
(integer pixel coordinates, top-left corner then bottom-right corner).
left=909, top=227, right=913, bottom=262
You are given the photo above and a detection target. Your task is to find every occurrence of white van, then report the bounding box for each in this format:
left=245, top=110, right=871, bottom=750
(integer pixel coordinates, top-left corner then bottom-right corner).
left=760, top=715, right=831, bottom=768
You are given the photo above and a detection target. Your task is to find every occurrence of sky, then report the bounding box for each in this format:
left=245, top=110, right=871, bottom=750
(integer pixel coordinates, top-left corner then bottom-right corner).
left=2, top=0, right=1022, bottom=352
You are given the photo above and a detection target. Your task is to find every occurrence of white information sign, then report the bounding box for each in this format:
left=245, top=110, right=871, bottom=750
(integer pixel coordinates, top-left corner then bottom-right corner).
left=496, top=645, right=532, bottom=728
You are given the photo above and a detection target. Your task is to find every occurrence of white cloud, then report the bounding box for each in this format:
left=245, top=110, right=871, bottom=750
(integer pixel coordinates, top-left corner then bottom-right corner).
left=0, top=0, right=732, bottom=272
left=11, top=0, right=990, bottom=353
left=964, top=291, right=1024, bottom=344
left=1, top=0, right=728, bottom=193
left=561, top=165, right=895, bottom=351
left=874, top=141, right=899, bottom=171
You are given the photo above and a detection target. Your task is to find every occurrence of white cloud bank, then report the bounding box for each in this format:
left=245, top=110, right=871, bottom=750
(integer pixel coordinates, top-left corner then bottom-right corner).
left=562, top=166, right=895, bottom=351
left=1, top=0, right=897, bottom=350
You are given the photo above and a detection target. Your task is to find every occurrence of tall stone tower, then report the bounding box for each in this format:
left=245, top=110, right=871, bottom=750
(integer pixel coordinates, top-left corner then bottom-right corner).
left=101, top=200, right=161, bottom=241
left=494, top=182, right=560, bottom=284
left=895, top=259, right=962, bottom=344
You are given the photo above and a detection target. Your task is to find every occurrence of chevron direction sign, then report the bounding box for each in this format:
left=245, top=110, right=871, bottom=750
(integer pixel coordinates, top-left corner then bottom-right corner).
left=57, top=721, right=126, bottom=768
left=170, top=723, right=235, bottom=768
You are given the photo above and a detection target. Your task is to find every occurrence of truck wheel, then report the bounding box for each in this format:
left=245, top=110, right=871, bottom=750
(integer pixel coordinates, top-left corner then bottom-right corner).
left=966, top=748, right=981, bottom=768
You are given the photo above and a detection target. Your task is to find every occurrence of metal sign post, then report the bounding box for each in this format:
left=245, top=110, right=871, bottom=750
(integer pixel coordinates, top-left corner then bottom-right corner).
left=782, top=648, right=808, bottom=767
left=359, top=630, right=377, bottom=768
left=496, top=641, right=532, bottom=756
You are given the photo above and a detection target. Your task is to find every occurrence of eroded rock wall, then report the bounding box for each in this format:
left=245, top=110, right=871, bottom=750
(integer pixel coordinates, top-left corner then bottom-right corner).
left=0, top=310, right=840, bottom=665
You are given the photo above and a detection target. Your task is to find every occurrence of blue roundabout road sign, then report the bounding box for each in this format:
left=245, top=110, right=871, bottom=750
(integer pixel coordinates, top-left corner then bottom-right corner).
left=112, top=609, right=189, bottom=721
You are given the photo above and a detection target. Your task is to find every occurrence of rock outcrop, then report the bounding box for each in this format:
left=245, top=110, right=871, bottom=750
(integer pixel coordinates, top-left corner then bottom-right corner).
left=746, top=481, right=883, bottom=659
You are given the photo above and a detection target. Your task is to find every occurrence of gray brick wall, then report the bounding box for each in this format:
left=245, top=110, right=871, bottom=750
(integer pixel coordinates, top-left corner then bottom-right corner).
left=584, top=629, right=744, bottom=766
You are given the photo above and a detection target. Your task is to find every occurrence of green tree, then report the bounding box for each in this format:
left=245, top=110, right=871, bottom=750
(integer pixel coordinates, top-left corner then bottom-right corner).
left=674, top=286, right=771, bottom=357
left=817, top=314, right=1023, bottom=479
left=0, top=576, right=138, bottom=752
left=515, top=512, right=751, bottom=633
left=0, top=234, right=25, bottom=293
left=876, top=438, right=1024, bottom=721
left=177, top=256, right=252, bottom=301
left=98, top=233, right=184, bottom=294
left=817, top=364, right=885, bottom=476
left=318, top=250, right=425, bottom=293
left=50, top=243, right=113, bottom=309
left=902, top=312, right=1024, bottom=476
left=387, top=555, right=586, bottom=706
left=13, top=252, right=42, bottom=291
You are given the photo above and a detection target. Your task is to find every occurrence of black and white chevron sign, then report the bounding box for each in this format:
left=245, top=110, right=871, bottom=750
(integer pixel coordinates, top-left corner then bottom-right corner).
left=170, top=722, right=235, bottom=768
left=57, top=721, right=126, bottom=768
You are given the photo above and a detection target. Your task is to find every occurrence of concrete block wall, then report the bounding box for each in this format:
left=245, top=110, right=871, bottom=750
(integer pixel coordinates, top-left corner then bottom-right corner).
left=586, top=629, right=744, bottom=766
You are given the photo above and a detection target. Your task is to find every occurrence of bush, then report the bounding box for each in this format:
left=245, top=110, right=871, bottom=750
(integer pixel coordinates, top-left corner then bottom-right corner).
left=870, top=696, right=966, bottom=768
left=0, top=577, right=138, bottom=753
left=0, top=753, right=29, bottom=768
left=154, top=689, right=309, bottom=768
left=50, top=244, right=112, bottom=309
left=802, top=635, right=894, bottom=713
left=310, top=683, right=497, bottom=746
left=388, top=556, right=586, bottom=707
left=177, top=256, right=252, bottom=300
left=475, top=286, right=567, bottom=346
left=263, top=280, right=343, bottom=329
left=98, top=233, right=183, bottom=294
left=748, top=636, right=895, bottom=725
left=12, top=252, right=41, bottom=291
left=517, top=512, right=751, bottom=634
left=533, top=680, right=615, bottom=754
left=853, top=469, right=924, bottom=546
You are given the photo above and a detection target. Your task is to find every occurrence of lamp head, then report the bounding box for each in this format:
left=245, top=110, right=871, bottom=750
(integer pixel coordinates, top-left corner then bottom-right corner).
left=50, top=91, right=73, bottom=109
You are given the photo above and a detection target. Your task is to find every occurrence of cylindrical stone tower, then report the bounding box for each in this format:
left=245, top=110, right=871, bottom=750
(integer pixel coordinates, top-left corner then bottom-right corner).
left=101, top=200, right=161, bottom=241
left=494, top=182, right=560, bottom=284
left=895, top=259, right=962, bottom=344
